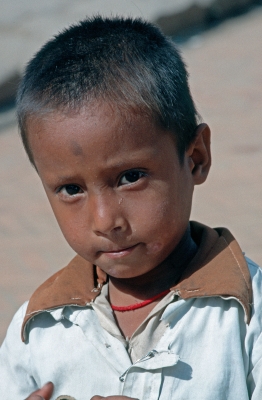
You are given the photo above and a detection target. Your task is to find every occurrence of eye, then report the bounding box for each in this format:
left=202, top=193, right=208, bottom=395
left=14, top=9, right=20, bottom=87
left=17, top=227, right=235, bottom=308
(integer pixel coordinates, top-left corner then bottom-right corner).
left=57, top=184, right=83, bottom=196
left=119, top=170, right=146, bottom=186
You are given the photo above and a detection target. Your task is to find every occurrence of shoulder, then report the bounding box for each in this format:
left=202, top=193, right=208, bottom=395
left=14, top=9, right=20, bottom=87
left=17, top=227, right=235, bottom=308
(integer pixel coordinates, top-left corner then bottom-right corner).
left=22, top=255, right=99, bottom=341
left=0, top=302, right=42, bottom=397
left=244, top=256, right=262, bottom=361
left=246, top=256, right=262, bottom=299
left=1, top=302, right=30, bottom=355
left=0, top=302, right=30, bottom=376
left=246, top=256, right=262, bottom=278
left=246, top=257, right=262, bottom=317
left=244, top=258, right=262, bottom=396
left=2, top=301, right=29, bottom=343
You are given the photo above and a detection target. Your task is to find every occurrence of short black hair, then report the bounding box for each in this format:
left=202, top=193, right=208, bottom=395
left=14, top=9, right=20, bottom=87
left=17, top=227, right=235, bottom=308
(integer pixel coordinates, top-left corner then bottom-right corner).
left=17, top=16, right=200, bottom=165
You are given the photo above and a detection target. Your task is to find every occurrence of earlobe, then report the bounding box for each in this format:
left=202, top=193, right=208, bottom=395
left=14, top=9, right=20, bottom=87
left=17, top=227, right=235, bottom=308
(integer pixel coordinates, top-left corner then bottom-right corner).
left=186, top=123, right=211, bottom=185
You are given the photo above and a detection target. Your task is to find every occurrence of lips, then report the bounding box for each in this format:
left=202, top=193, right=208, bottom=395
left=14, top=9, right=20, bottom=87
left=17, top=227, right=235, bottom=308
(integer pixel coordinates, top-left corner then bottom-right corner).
left=100, top=244, right=139, bottom=258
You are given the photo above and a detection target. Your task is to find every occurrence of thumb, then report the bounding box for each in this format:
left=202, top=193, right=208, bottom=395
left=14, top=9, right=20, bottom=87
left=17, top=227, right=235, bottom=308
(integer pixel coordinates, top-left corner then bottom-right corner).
left=90, top=396, right=105, bottom=400
left=25, top=382, right=54, bottom=400
left=90, top=397, right=103, bottom=400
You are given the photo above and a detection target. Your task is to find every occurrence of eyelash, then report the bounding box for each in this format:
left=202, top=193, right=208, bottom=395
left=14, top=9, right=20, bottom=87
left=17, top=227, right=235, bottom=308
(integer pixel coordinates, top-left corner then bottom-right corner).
left=118, top=170, right=147, bottom=186
left=56, top=170, right=147, bottom=198
left=57, top=184, right=83, bottom=197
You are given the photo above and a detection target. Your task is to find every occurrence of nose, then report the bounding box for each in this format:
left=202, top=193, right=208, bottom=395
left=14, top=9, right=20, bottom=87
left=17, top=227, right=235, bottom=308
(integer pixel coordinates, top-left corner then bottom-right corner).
left=89, top=191, right=128, bottom=236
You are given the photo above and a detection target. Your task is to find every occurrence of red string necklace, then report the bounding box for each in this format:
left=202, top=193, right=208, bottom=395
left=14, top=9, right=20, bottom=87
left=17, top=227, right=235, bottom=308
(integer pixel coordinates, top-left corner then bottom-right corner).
left=111, top=289, right=170, bottom=312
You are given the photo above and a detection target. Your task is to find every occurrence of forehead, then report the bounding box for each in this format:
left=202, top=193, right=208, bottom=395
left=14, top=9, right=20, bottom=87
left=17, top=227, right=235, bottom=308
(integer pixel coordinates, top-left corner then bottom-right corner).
left=27, top=103, right=152, bottom=142
left=27, top=102, right=178, bottom=165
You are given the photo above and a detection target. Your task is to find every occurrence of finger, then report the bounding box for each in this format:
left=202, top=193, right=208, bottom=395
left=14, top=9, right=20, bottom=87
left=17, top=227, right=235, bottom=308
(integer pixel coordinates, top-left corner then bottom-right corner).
left=105, top=397, right=139, bottom=400
left=90, top=397, right=104, bottom=400
left=90, top=397, right=139, bottom=400
left=25, top=382, right=54, bottom=400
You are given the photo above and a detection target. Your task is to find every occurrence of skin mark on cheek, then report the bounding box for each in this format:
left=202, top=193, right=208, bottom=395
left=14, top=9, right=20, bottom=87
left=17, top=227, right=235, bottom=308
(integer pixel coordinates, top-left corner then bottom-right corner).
left=146, top=242, right=163, bottom=254
left=70, top=140, right=83, bottom=156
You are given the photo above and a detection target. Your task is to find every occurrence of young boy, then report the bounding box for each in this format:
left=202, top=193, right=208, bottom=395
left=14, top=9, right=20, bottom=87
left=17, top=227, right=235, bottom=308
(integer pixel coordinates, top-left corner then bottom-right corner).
left=0, top=16, right=261, bottom=400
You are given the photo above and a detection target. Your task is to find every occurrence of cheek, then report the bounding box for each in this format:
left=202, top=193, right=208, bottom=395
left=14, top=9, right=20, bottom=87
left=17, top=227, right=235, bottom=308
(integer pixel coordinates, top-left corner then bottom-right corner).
left=59, top=222, right=94, bottom=260
left=48, top=202, right=87, bottom=248
left=58, top=218, right=82, bottom=247
left=132, top=195, right=179, bottom=240
left=132, top=184, right=191, bottom=252
left=146, top=241, right=164, bottom=255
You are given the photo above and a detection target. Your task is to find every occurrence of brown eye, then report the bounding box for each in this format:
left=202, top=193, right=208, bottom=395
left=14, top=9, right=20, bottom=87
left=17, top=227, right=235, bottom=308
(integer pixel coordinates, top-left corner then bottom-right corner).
left=60, top=184, right=82, bottom=196
left=119, top=170, right=145, bottom=185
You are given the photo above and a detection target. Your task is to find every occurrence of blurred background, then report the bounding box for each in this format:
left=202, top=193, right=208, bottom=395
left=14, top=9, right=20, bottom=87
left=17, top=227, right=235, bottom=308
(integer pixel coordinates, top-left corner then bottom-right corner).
left=0, top=0, right=261, bottom=343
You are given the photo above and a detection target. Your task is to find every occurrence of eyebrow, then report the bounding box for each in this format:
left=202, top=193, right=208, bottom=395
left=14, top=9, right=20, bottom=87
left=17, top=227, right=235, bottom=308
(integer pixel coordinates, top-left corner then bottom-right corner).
left=104, top=147, right=159, bottom=167
left=45, top=147, right=159, bottom=185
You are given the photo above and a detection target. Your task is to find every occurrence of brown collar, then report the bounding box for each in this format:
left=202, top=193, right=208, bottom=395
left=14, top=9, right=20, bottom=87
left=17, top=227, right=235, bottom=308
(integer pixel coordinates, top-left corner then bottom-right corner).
left=21, top=222, right=252, bottom=341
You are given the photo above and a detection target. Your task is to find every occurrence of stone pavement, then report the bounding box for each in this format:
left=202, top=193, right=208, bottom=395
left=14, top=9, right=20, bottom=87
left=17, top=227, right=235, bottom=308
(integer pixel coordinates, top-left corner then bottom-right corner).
left=0, top=6, right=262, bottom=343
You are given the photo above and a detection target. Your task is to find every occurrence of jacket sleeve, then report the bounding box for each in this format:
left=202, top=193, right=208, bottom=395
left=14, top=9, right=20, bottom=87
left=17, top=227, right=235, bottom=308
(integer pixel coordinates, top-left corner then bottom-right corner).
left=0, top=302, right=38, bottom=398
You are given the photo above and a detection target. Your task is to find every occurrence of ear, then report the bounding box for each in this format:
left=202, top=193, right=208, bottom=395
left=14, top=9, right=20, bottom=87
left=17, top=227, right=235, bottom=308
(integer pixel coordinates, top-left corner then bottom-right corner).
left=186, top=123, right=211, bottom=185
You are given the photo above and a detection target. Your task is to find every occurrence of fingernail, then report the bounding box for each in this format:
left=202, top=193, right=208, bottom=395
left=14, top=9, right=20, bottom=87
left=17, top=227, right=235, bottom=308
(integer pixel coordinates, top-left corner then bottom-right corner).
left=43, top=381, right=54, bottom=387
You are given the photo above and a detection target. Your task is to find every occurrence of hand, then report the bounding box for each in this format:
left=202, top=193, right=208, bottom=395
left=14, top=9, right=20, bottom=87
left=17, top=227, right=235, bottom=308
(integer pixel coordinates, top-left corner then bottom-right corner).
left=25, top=382, right=54, bottom=400
left=91, top=396, right=139, bottom=400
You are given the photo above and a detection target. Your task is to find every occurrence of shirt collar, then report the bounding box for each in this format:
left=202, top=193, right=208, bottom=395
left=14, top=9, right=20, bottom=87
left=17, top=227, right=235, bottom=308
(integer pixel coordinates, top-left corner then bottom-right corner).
left=21, top=222, right=252, bottom=341
left=171, top=222, right=252, bottom=323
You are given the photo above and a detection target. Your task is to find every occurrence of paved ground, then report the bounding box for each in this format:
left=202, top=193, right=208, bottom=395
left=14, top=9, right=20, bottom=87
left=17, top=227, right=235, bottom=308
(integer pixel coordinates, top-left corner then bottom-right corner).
left=0, top=0, right=257, bottom=100
left=0, top=6, right=262, bottom=343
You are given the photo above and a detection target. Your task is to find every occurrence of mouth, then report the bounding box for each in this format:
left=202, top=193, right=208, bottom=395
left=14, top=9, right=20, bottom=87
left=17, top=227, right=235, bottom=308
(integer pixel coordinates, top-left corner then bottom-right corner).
left=100, top=244, right=139, bottom=259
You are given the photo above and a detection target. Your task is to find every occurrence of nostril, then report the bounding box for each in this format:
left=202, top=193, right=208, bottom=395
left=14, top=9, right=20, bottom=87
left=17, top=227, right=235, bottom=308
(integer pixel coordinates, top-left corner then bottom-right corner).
left=113, top=226, right=122, bottom=232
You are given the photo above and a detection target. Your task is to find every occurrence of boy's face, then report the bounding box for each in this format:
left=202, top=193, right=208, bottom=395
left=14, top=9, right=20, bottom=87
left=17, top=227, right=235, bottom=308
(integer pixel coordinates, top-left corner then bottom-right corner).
left=27, top=102, right=207, bottom=279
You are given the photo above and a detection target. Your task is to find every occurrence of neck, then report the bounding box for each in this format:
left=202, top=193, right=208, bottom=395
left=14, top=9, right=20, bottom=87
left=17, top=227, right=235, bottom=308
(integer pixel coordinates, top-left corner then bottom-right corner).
left=108, top=224, right=197, bottom=303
